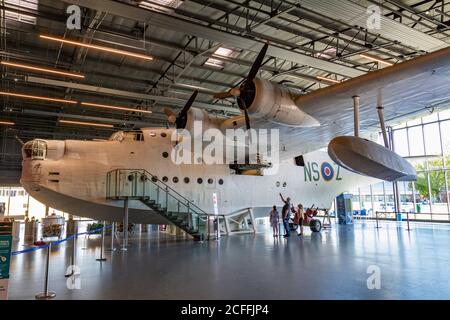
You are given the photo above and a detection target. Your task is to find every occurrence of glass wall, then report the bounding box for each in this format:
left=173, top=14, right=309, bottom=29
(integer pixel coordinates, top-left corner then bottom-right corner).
left=353, top=110, right=450, bottom=222
left=0, top=186, right=65, bottom=219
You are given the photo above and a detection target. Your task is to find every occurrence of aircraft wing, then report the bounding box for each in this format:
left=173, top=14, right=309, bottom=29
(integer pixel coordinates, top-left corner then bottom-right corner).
left=250, top=46, right=450, bottom=161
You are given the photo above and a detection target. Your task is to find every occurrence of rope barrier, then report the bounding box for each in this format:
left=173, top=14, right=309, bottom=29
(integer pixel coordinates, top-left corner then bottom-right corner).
left=12, top=225, right=111, bottom=256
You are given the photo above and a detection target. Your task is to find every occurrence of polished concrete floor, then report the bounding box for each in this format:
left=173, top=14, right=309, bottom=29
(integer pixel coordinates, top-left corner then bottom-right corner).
left=7, top=220, right=450, bottom=300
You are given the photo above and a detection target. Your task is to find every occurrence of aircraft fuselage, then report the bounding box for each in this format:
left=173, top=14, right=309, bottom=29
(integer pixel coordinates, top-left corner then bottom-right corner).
left=20, top=128, right=376, bottom=223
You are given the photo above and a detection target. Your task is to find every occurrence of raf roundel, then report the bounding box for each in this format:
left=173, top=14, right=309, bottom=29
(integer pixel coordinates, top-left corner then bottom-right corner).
left=321, top=162, right=334, bottom=181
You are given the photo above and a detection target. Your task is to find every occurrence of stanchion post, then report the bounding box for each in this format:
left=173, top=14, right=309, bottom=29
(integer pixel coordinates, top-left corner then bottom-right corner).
left=109, top=222, right=116, bottom=252
left=375, top=211, right=381, bottom=229
left=278, top=219, right=282, bottom=238
left=96, top=222, right=107, bottom=261
left=406, top=211, right=412, bottom=231
left=122, top=199, right=129, bottom=251
left=35, top=243, right=56, bottom=299
left=65, top=236, right=77, bottom=277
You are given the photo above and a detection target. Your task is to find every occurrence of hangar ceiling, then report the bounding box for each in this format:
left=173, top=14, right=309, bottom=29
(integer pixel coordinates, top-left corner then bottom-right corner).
left=1, top=0, right=450, bottom=172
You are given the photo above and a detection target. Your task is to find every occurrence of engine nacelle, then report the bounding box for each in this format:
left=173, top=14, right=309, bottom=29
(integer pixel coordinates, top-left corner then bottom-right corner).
left=184, top=108, right=222, bottom=138
left=245, top=79, right=320, bottom=127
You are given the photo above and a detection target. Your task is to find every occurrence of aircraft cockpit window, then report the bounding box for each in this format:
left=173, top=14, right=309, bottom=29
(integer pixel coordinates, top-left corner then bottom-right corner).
left=22, top=140, right=47, bottom=160
left=109, top=130, right=144, bottom=142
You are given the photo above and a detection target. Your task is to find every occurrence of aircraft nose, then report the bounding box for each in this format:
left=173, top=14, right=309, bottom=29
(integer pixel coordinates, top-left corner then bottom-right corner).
left=22, top=139, right=47, bottom=161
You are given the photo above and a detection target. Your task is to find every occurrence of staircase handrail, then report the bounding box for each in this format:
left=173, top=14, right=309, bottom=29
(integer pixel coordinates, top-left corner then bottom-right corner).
left=107, top=168, right=211, bottom=217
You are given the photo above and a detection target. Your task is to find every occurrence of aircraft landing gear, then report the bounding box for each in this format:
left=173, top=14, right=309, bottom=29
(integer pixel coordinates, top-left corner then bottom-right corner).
left=309, top=219, right=322, bottom=233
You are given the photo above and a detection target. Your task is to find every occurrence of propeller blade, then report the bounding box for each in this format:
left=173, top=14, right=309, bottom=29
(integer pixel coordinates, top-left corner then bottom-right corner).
left=175, top=90, right=198, bottom=129
left=180, top=90, right=198, bottom=116
left=247, top=43, right=269, bottom=82
left=214, top=91, right=234, bottom=100
left=243, top=107, right=251, bottom=131
left=213, top=88, right=240, bottom=100
left=163, top=108, right=177, bottom=123
left=239, top=96, right=251, bottom=130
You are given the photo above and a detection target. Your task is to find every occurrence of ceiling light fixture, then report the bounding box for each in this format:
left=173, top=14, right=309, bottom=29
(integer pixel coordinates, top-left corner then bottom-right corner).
left=0, top=91, right=77, bottom=104
left=360, top=53, right=394, bottom=66
left=316, top=76, right=341, bottom=84
left=0, top=120, right=15, bottom=125
left=59, top=120, right=114, bottom=128
left=81, top=102, right=152, bottom=114
left=40, top=35, right=153, bottom=61
left=1, top=61, right=85, bottom=79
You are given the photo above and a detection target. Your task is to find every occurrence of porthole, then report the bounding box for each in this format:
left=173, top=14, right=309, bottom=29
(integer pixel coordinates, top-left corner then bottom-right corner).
left=173, top=177, right=179, bottom=183
left=127, top=175, right=134, bottom=181
left=184, top=177, right=190, bottom=184
left=162, top=176, right=168, bottom=182
left=276, top=181, right=280, bottom=187
left=161, top=132, right=167, bottom=138
left=283, top=182, right=287, bottom=187
left=218, top=179, right=224, bottom=185
left=197, top=178, right=203, bottom=184
left=140, top=175, right=148, bottom=182
left=151, top=176, right=158, bottom=183
left=207, top=178, right=214, bottom=184
left=162, top=152, right=169, bottom=158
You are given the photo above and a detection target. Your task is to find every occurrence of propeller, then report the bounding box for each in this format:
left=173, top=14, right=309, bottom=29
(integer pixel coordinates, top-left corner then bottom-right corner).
left=164, top=90, right=199, bottom=129
left=213, top=87, right=241, bottom=100
left=213, top=43, right=269, bottom=131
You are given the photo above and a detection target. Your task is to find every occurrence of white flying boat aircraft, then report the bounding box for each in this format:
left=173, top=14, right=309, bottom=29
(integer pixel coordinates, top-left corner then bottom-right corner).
left=20, top=43, right=450, bottom=239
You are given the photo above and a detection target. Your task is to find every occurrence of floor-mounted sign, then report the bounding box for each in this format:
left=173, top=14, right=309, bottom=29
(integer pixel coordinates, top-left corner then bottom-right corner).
left=0, top=222, right=13, bottom=300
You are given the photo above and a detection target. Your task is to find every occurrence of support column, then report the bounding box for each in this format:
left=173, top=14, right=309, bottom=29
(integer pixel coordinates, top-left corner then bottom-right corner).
left=389, top=127, right=401, bottom=216
left=353, top=96, right=360, bottom=137
left=122, top=198, right=129, bottom=251
left=249, top=208, right=256, bottom=234
left=393, top=182, right=401, bottom=216
left=377, top=106, right=389, bottom=148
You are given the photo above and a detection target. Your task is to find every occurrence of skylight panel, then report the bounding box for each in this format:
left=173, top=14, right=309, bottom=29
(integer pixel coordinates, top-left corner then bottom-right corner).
left=139, top=0, right=183, bottom=13
left=204, top=47, right=236, bottom=69
left=4, top=0, right=37, bottom=25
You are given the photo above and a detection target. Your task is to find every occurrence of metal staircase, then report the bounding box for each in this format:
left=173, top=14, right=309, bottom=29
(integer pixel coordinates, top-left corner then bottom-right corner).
left=106, top=169, right=211, bottom=240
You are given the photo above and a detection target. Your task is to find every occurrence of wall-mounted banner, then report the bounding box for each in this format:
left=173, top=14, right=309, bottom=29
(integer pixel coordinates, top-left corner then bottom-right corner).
left=0, top=222, right=13, bottom=300
left=0, top=235, right=12, bottom=279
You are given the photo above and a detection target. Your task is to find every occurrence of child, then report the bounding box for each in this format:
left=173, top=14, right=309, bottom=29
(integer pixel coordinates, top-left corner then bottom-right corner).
left=294, top=204, right=305, bottom=236
left=269, top=206, right=279, bottom=237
